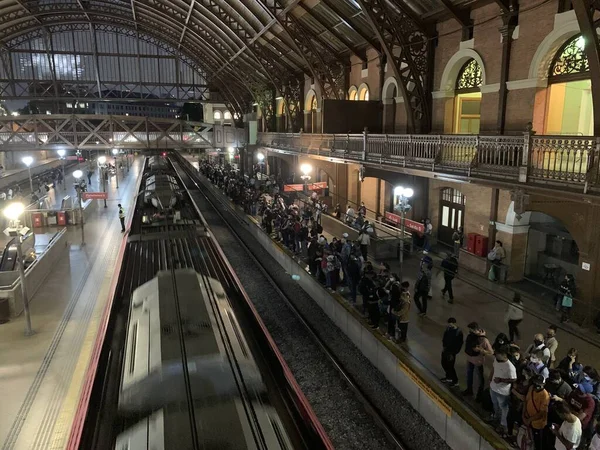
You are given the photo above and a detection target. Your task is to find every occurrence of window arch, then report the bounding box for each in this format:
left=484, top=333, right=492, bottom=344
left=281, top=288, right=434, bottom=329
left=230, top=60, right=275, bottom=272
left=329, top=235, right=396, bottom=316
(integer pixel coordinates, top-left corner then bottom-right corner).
left=455, top=59, right=483, bottom=92
left=311, top=95, right=318, bottom=111
left=549, top=35, right=589, bottom=83
left=213, top=110, right=222, bottom=120
left=543, top=34, right=593, bottom=136
left=358, top=84, right=370, bottom=101
left=223, top=111, right=232, bottom=120
left=348, top=86, right=358, bottom=101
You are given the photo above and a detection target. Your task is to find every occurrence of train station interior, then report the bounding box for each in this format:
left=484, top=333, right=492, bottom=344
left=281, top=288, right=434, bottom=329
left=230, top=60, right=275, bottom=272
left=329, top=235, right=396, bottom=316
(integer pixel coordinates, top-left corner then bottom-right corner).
left=1, top=1, right=600, bottom=450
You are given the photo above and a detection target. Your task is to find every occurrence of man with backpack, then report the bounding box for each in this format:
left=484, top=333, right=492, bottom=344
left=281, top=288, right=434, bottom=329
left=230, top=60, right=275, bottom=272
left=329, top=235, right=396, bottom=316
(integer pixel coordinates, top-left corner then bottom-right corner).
left=525, top=334, right=552, bottom=365
left=359, top=269, right=378, bottom=327
left=463, top=322, right=493, bottom=402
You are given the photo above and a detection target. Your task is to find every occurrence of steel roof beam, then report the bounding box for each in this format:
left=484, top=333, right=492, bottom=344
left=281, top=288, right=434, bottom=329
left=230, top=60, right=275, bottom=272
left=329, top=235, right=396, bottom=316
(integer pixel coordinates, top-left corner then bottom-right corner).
left=319, top=0, right=382, bottom=53
left=296, top=2, right=367, bottom=61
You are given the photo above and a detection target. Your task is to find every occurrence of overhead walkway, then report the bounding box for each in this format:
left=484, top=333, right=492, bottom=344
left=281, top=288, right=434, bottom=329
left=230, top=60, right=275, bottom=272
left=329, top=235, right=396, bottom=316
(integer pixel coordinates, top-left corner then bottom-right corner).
left=0, top=158, right=141, bottom=450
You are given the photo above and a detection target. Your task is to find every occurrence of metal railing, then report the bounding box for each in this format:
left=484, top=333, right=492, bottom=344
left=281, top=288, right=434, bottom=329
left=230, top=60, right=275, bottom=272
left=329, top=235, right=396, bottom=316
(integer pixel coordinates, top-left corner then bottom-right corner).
left=258, top=131, right=600, bottom=193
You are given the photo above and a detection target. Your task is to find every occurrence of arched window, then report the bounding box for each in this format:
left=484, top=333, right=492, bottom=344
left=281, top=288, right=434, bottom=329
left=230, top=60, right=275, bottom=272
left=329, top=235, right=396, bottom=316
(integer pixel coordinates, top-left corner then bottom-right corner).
left=456, top=59, right=483, bottom=92
left=358, top=85, right=370, bottom=101
left=223, top=111, right=232, bottom=120
left=454, top=59, right=482, bottom=134
left=349, top=90, right=357, bottom=101
left=549, top=35, right=589, bottom=82
left=311, top=95, right=318, bottom=111
left=545, top=35, right=592, bottom=136
left=214, top=110, right=222, bottom=120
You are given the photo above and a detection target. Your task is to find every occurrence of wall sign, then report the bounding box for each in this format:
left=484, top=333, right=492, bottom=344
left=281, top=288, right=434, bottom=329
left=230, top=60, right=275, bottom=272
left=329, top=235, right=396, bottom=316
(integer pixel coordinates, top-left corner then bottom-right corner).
left=582, top=262, right=591, bottom=271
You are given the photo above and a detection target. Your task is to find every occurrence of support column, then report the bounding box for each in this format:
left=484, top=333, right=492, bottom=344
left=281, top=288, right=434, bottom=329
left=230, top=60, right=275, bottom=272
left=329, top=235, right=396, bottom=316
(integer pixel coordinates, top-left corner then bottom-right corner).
left=489, top=188, right=500, bottom=251
left=497, top=13, right=517, bottom=133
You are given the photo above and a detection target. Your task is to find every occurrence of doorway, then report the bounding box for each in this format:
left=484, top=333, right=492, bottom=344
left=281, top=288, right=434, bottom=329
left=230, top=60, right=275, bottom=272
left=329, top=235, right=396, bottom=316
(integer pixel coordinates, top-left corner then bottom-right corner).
left=438, top=188, right=465, bottom=246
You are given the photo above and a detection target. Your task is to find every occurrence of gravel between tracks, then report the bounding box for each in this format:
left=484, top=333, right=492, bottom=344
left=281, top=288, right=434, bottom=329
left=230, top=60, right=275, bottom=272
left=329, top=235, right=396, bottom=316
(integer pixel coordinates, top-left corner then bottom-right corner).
left=188, top=174, right=450, bottom=450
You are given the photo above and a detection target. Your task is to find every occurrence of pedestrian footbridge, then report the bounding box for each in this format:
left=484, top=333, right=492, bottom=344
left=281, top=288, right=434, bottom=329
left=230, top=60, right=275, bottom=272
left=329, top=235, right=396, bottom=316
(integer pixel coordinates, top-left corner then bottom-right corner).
left=0, top=114, right=246, bottom=151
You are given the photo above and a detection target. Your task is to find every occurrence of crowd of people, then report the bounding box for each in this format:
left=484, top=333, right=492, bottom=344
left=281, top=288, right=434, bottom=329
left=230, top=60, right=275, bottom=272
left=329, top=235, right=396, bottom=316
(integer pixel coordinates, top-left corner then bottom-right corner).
left=441, top=317, right=600, bottom=449
left=199, top=160, right=600, bottom=450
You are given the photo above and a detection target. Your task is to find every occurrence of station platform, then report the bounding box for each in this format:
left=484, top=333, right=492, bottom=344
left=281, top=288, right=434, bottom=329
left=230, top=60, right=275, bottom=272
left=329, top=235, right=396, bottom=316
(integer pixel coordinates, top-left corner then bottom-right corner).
left=187, top=154, right=600, bottom=446
left=0, top=158, right=63, bottom=193
left=0, top=159, right=140, bottom=450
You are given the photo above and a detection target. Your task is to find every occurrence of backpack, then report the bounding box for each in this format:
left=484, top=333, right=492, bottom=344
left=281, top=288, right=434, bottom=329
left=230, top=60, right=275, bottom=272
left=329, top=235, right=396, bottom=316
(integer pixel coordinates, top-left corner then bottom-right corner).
left=316, top=224, right=323, bottom=234
left=465, top=333, right=481, bottom=357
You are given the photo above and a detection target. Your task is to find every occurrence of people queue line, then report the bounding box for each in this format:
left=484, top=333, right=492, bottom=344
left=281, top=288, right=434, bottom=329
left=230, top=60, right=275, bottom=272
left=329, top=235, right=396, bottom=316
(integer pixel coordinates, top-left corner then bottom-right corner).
left=200, top=161, right=600, bottom=450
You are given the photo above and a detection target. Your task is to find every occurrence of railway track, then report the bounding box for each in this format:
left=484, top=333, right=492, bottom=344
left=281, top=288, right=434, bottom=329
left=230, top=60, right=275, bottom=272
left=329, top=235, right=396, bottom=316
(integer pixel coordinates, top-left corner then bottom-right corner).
left=172, top=155, right=449, bottom=450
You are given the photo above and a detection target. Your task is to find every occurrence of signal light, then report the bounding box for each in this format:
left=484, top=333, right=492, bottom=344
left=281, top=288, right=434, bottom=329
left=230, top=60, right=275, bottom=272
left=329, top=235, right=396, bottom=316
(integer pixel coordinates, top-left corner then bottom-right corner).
left=161, top=152, right=167, bottom=157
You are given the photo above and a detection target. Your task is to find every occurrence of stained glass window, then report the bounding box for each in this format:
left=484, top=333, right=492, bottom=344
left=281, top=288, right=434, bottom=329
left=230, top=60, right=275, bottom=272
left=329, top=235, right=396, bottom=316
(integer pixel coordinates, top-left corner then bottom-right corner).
left=549, top=35, right=589, bottom=81
left=456, top=59, right=483, bottom=91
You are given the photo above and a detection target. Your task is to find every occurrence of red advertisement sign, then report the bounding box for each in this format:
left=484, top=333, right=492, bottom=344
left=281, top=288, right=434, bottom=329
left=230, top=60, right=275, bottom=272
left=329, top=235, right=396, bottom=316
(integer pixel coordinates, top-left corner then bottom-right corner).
left=384, top=211, right=425, bottom=234
left=283, top=182, right=328, bottom=192
left=82, top=192, right=108, bottom=200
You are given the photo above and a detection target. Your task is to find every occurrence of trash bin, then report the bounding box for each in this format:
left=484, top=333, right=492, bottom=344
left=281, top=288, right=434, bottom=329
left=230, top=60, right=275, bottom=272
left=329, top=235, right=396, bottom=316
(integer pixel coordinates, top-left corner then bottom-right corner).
left=57, top=211, right=67, bottom=226
left=32, top=212, right=44, bottom=228
left=0, top=299, right=10, bottom=324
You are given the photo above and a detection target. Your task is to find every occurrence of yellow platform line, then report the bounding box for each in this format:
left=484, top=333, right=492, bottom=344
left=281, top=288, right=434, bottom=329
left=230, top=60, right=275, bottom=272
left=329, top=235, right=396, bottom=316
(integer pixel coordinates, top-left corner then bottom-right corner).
left=48, top=265, right=115, bottom=450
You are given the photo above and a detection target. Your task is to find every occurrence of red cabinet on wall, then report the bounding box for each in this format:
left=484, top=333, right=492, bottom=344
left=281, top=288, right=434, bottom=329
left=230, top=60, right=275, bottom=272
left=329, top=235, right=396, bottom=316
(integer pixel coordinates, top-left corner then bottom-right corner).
left=467, top=233, right=477, bottom=254
left=475, top=235, right=489, bottom=257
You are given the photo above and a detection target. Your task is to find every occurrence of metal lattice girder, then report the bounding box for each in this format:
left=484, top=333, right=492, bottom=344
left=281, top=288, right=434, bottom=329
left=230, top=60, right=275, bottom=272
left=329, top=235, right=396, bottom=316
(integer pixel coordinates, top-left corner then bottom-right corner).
left=0, top=115, right=224, bottom=150
left=355, top=0, right=433, bottom=133
left=257, top=0, right=348, bottom=100
left=283, top=77, right=304, bottom=132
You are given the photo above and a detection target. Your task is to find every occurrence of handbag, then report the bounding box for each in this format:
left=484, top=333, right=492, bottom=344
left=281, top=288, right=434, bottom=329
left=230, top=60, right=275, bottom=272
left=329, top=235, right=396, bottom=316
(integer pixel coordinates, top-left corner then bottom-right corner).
left=562, top=295, right=573, bottom=308
left=516, top=425, right=534, bottom=450
left=487, top=249, right=497, bottom=261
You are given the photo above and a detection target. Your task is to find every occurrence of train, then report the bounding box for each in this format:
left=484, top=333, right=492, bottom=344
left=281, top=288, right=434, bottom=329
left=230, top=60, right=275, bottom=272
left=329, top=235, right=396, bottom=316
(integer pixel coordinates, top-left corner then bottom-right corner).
left=115, top=269, right=293, bottom=449
left=143, top=156, right=181, bottom=210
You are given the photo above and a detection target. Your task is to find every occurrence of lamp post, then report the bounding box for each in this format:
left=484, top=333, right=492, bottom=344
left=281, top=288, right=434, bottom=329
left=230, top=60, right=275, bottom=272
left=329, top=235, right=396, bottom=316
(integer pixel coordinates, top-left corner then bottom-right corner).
left=3, top=202, right=33, bottom=335
left=57, top=149, right=66, bottom=190
left=73, top=170, right=85, bottom=245
left=394, top=186, right=414, bottom=279
left=22, top=156, right=34, bottom=194
left=112, top=149, right=119, bottom=189
left=300, top=163, right=312, bottom=194
left=98, top=156, right=107, bottom=208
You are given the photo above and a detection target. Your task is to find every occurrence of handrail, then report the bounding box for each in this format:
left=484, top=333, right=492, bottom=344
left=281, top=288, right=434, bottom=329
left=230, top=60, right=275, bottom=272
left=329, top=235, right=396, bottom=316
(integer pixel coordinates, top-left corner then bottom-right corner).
left=258, top=131, right=600, bottom=193
left=0, top=228, right=67, bottom=290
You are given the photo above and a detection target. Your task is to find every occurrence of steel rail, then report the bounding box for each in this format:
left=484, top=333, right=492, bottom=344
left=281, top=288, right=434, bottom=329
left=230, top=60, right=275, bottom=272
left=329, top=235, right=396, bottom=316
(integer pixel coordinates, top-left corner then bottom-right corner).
left=174, top=154, right=408, bottom=450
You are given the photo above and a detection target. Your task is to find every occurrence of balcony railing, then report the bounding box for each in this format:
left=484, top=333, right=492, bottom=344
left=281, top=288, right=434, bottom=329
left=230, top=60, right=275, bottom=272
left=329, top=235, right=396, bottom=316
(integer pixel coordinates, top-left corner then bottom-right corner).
left=257, top=131, right=600, bottom=193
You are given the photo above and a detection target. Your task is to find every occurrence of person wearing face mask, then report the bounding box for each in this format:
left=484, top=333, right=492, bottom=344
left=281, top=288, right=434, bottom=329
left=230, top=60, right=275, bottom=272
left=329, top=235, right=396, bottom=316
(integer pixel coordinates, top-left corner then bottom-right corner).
left=527, top=349, right=550, bottom=380
left=488, top=348, right=517, bottom=437
left=546, top=370, right=573, bottom=400
left=526, top=333, right=552, bottom=365
left=523, top=375, right=550, bottom=450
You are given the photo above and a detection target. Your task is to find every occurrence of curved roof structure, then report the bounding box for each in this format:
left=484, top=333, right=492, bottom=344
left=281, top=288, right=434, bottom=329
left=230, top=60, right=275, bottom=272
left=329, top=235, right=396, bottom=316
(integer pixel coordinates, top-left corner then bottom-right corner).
left=0, top=0, right=482, bottom=126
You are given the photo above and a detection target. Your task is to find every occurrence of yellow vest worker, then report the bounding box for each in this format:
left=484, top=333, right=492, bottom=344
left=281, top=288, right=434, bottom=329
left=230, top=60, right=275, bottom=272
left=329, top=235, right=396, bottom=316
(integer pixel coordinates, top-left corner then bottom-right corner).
left=118, top=204, right=125, bottom=232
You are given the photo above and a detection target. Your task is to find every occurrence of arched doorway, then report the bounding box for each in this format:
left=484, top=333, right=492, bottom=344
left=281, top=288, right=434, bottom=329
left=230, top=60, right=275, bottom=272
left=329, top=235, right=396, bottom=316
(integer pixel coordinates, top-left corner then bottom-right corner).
left=305, top=92, right=318, bottom=133
left=544, top=35, right=592, bottom=135
left=439, top=187, right=465, bottom=246
left=454, top=59, right=482, bottom=134
left=523, top=212, right=579, bottom=284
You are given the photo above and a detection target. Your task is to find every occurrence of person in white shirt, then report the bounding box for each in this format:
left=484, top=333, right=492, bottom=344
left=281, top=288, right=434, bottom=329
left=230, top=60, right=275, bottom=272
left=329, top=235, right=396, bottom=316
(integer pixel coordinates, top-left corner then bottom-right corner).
left=553, top=402, right=582, bottom=450
left=345, top=205, right=355, bottom=225
left=505, top=292, right=524, bottom=342
left=488, top=348, right=517, bottom=435
left=525, top=333, right=552, bottom=365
